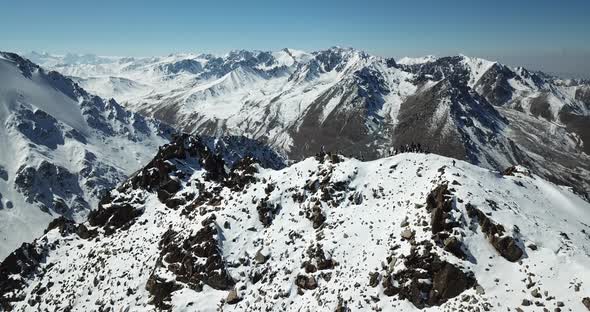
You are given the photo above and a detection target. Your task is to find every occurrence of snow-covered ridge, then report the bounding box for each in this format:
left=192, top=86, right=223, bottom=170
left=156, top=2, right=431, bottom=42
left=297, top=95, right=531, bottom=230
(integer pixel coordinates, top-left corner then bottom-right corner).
left=1, top=134, right=589, bottom=311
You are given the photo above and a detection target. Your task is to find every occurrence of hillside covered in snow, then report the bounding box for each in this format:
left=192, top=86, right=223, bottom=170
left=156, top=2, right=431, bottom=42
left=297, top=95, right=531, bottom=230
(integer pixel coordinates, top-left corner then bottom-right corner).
left=1, top=134, right=589, bottom=311
left=0, top=52, right=179, bottom=259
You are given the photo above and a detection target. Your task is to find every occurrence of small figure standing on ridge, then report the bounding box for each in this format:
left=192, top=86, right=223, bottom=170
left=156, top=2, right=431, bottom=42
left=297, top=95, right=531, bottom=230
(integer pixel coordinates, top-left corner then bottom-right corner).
left=452, top=160, right=456, bottom=167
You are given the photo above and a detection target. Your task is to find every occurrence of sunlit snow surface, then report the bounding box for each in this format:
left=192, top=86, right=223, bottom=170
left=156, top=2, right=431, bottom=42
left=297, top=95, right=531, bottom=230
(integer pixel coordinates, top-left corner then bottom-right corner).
left=10, top=152, right=590, bottom=311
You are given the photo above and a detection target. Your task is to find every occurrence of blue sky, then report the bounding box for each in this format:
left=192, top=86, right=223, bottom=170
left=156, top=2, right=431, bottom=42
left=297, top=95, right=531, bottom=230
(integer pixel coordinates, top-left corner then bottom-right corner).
left=2, top=0, right=589, bottom=77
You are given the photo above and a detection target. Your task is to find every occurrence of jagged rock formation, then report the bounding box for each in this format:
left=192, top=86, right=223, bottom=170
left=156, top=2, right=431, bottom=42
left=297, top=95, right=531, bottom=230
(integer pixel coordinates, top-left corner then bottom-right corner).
left=466, top=203, right=524, bottom=262
left=1, top=135, right=589, bottom=311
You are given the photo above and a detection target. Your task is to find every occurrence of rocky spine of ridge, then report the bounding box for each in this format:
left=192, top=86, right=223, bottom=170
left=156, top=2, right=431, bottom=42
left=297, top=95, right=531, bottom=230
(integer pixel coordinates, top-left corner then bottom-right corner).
left=1, top=135, right=589, bottom=311
left=0, top=133, right=280, bottom=310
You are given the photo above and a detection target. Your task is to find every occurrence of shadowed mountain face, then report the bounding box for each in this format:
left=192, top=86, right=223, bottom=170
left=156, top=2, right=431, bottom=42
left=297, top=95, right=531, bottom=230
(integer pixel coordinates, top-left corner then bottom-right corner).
left=0, top=52, right=175, bottom=259
left=29, top=48, right=590, bottom=199
left=392, top=79, right=514, bottom=167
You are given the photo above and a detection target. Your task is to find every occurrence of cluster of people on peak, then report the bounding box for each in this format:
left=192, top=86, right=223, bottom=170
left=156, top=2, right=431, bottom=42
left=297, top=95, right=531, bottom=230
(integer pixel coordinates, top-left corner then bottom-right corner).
left=314, top=142, right=431, bottom=162
left=389, top=142, right=429, bottom=156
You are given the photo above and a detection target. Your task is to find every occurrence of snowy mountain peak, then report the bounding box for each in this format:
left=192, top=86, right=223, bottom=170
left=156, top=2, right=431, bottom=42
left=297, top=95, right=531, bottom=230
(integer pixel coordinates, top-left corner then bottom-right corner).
left=315, top=46, right=372, bottom=62
left=397, top=55, right=438, bottom=65
left=458, top=54, right=498, bottom=86
left=1, top=52, right=41, bottom=76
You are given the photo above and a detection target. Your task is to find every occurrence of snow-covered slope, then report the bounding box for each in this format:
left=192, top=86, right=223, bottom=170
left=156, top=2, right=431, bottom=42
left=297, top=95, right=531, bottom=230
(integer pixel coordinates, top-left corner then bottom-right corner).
left=30, top=48, right=590, bottom=199
left=70, top=76, right=153, bottom=103
left=1, top=135, right=589, bottom=311
left=0, top=52, right=174, bottom=259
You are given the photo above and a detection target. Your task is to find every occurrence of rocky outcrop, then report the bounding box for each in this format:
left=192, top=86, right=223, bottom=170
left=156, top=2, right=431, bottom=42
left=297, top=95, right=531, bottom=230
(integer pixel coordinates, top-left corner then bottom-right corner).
left=0, top=243, right=44, bottom=311
left=256, top=198, right=280, bottom=227
left=87, top=202, right=143, bottom=236
left=295, top=274, right=318, bottom=290
left=14, top=161, right=89, bottom=216
left=225, top=288, right=241, bottom=305
left=425, top=184, right=468, bottom=259
left=426, top=184, right=455, bottom=234
left=503, top=165, right=531, bottom=177
left=0, top=166, right=7, bottom=181
left=305, top=202, right=326, bottom=229
left=147, top=215, right=234, bottom=307
left=43, top=216, right=77, bottom=236
left=382, top=241, right=476, bottom=308
left=126, top=134, right=277, bottom=203
left=466, top=203, right=524, bottom=262
left=225, top=156, right=259, bottom=191
left=302, top=243, right=336, bottom=273
left=145, top=274, right=182, bottom=310
left=126, top=134, right=225, bottom=192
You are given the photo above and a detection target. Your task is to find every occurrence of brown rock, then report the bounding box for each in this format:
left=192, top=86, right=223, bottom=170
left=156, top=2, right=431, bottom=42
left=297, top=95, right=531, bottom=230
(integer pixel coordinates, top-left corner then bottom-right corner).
left=401, top=228, right=414, bottom=240
left=145, top=274, right=181, bottom=310
left=295, top=275, right=318, bottom=290
left=254, top=249, right=268, bottom=264
left=369, top=272, right=380, bottom=287
left=522, top=299, right=532, bottom=306
left=226, top=288, right=241, bottom=305
left=432, top=262, right=473, bottom=301
left=492, top=236, right=523, bottom=262
left=443, top=236, right=466, bottom=259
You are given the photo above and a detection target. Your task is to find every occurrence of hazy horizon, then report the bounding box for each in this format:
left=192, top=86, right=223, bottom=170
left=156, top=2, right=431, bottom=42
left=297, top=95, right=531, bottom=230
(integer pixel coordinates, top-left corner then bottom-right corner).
left=17, top=47, right=590, bottom=80
left=3, top=0, right=589, bottom=78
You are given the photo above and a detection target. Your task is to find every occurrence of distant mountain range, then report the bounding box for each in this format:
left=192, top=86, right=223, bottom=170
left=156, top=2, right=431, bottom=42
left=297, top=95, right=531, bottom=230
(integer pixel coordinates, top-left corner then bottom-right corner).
left=25, top=48, right=590, bottom=200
